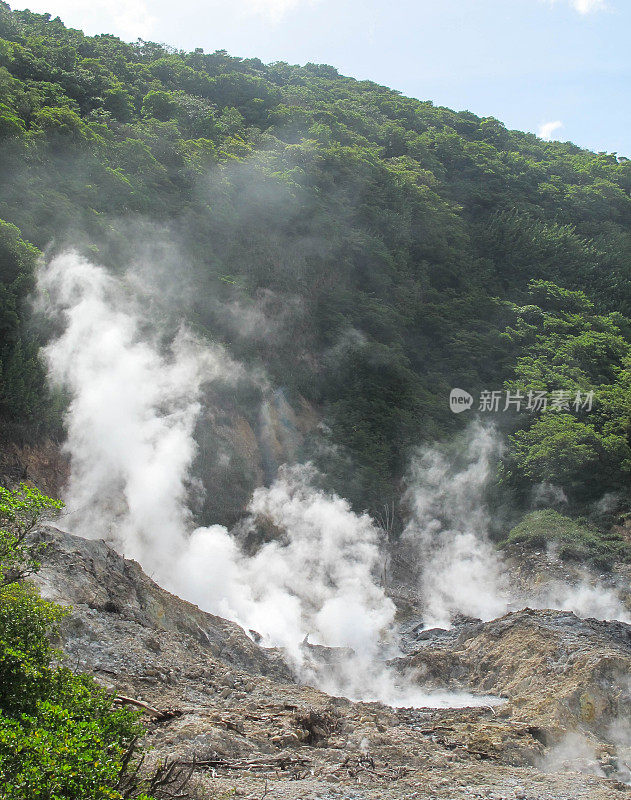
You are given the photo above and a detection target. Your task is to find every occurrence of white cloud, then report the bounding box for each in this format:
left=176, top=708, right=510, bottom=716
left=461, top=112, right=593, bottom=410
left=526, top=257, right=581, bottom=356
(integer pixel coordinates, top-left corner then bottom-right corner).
left=15, top=0, right=315, bottom=35
left=110, top=0, right=157, bottom=38
left=571, top=0, right=607, bottom=12
left=545, top=0, right=608, bottom=14
left=538, top=120, right=564, bottom=141
left=13, top=0, right=156, bottom=39
left=238, top=0, right=317, bottom=22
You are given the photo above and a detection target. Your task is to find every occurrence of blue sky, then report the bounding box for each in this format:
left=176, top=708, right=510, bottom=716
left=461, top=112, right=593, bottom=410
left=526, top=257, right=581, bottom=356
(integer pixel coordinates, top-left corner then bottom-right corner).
left=11, top=0, right=631, bottom=156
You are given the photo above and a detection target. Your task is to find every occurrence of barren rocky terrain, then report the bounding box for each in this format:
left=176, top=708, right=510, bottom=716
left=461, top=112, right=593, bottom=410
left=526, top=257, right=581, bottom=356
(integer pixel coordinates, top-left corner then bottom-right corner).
left=29, top=526, right=631, bottom=800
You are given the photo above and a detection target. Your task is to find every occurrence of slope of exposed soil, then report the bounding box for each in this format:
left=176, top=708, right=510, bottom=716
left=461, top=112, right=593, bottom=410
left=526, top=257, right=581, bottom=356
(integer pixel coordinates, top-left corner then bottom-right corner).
left=30, top=527, right=631, bottom=800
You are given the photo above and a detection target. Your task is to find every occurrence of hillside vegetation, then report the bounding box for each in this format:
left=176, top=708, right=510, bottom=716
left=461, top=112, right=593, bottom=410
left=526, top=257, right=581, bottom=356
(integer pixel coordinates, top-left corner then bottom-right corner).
left=0, top=1, right=629, bottom=522
left=0, top=484, right=163, bottom=800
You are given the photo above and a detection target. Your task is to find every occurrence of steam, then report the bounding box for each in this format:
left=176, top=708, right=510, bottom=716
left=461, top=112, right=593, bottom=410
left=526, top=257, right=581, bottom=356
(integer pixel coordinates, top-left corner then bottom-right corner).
left=176, top=463, right=396, bottom=664
left=37, top=253, right=388, bottom=657
left=532, top=482, right=568, bottom=508
left=37, top=251, right=243, bottom=573
left=536, top=581, right=631, bottom=624
left=38, top=252, right=394, bottom=659
left=539, top=731, right=605, bottom=777
left=38, top=251, right=497, bottom=708
left=402, top=423, right=509, bottom=628
left=401, top=423, right=630, bottom=628
left=36, top=251, right=630, bottom=712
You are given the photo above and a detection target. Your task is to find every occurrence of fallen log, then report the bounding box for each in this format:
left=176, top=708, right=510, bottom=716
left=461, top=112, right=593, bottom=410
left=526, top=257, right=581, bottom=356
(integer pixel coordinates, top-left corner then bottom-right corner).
left=186, top=755, right=312, bottom=773
left=113, top=695, right=182, bottom=721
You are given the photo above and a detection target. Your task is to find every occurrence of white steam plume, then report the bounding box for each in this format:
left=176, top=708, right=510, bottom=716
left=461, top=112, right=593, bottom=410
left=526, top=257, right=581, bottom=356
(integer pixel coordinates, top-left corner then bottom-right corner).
left=37, top=251, right=242, bottom=573
left=535, top=580, right=631, bottom=624
left=402, top=422, right=630, bottom=628
left=177, top=463, right=396, bottom=663
left=37, top=253, right=391, bottom=664
left=37, top=252, right=496, bottom=708
left=403, top=423, right=509, bottom=628
left=539, top=731, right=605, bottom=777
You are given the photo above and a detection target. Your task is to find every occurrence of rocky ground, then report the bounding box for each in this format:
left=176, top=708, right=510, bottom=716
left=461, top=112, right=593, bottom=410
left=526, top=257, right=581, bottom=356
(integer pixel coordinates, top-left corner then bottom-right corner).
left=30, top=526, right=631, bottom=800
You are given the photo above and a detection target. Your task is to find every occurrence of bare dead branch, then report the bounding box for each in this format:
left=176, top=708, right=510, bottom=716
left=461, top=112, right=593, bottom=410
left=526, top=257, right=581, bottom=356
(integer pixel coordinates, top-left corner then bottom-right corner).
left=113, top=695, right=182, bottom=721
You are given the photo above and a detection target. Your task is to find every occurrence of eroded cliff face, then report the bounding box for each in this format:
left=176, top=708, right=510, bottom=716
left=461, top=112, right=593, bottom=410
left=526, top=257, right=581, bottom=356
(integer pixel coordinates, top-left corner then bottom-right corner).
left=29, top=526, right=631, bottom=800
left=0, top=389, right=320, bottom=530
left=32, top=526, right=292, bottom=682
left=194, top=391, right=319, bottom=527
left=0, top=434, right=68, bottom=498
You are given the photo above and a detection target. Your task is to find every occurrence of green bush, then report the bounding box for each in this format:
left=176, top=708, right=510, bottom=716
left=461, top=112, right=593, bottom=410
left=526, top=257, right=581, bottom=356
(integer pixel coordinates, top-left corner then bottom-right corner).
left=0, top=582, right=65, bottom=716
left=33, top=105, right=89, bottom=143
left=501, top=508, right=631, bottom=570
left=0, top=673, right=143, bottom=800
left=0, top=484, right=160, bottom=800
left=141, top=89, right=178, bottom=121
left=0, top=103, right=23, bottom=138
left=0, top=483, right=63, bottom=585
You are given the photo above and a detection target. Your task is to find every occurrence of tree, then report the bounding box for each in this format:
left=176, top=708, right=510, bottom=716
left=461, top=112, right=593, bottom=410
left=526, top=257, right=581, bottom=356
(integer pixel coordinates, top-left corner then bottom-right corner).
left=502, top=282, right=631, bottom=505
left=508, top=413, right=628, bottom=502
left=0, top=484, right=169, bottom=800
left=141, top=89, right=178, bottom=121
left=102, top=85, right=135, bottom=121
left=0, top=483, right=62, bottom=586
left=33, top=105, right=90, bottom=144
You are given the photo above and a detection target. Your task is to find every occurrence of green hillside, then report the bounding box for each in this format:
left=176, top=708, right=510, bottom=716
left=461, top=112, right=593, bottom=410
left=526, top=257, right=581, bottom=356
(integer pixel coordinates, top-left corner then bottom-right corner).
left=0, top=1, right=629, bottom=519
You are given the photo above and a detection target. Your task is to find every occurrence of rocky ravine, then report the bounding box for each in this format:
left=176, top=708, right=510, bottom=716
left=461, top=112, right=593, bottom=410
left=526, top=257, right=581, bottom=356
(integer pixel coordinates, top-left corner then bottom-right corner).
left=31, top=526, right=631, bottom=800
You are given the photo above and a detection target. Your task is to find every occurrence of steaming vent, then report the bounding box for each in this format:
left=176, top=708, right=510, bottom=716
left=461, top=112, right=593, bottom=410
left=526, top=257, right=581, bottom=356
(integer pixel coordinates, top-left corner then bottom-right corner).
left=34, top=251, right=630, bottom=709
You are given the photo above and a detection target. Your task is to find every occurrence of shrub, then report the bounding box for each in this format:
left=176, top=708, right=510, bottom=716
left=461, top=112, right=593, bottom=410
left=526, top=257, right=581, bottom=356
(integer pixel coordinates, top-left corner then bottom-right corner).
left=0, top=484, right=169, bottom=800
left=501, top=508, right=630, bottom=570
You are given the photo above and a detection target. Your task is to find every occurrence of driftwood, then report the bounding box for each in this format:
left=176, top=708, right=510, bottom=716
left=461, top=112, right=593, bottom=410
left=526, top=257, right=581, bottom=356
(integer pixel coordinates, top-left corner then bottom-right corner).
left=328, top=755, right=408, bottom=782
left=185, top=754, right=311, bottom=775
left=114, top=694, right=182, bottom=721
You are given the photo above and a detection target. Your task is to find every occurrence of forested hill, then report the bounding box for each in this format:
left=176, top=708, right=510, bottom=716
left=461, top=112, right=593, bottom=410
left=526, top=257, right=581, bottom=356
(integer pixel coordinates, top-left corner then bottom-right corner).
left=0, top=2, right=630, bottom=527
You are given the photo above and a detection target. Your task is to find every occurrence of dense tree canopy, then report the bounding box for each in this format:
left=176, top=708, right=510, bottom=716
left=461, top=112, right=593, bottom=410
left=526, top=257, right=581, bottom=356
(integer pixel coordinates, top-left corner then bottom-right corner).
left=0, top=1, right=629, bottom=520
left=502, top=282, right=631, bottom=508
